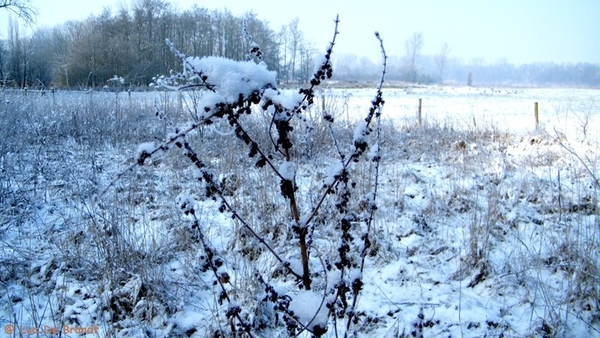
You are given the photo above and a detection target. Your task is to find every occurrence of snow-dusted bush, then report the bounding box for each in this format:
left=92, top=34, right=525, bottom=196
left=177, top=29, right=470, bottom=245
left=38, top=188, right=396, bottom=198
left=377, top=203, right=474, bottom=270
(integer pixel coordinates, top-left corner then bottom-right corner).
left=108, top=18, right=388, bottom=336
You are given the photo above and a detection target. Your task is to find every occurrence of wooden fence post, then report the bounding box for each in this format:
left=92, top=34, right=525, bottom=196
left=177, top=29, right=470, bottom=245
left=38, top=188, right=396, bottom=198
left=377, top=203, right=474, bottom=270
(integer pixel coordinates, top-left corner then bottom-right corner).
left=418, top=98, right=422, bottom=127
left=534, top=102, right=539, bottom=129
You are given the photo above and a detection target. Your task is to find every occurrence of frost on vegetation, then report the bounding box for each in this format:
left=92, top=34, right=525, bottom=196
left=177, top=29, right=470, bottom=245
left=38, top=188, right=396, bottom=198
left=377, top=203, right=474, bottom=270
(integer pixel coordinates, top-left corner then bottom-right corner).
left=7, top=80, right=600, bottom=336
left=100, top=20, right=389, bottom=337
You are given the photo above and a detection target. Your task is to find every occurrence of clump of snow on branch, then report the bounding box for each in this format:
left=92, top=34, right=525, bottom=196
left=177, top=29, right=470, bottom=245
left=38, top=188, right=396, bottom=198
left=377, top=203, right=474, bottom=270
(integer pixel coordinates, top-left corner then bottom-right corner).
left=287, top=259, right=304, bottom=277
left=288, top=291, right=328, bottom=332
left=263, top=88, right=306, bottom=113
left=279, top=161, right=296, bottom=181
left=325, top=162, right=344, bottom=186
left=353, top=120, right=370, bottom=147
left=368, top=143, right=379, bottom=161
left=108, top=75, right=125, bottom=85
left=136, top=142, right=156, bottom=165
left=184, top=56, right=276, bottom=101
left=155, top=39, right=277, bottom=119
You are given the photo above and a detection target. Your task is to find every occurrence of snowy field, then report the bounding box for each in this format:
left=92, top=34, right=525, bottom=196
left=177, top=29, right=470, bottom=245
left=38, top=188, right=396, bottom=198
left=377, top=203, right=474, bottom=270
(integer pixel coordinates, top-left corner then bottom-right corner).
left=0, top=86, right=599, bottom=337
left=326, top=85, right=599, bottom=138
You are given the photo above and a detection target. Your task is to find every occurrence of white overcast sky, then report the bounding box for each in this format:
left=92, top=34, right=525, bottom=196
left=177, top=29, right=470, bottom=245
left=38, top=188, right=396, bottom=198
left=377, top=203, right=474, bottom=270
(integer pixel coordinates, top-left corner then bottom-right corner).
left=1, top=0, right=599, bottom=65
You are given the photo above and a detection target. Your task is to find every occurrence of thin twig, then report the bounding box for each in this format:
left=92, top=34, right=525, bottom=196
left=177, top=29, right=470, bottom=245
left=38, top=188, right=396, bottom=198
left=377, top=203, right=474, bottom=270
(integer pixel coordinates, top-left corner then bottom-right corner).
left=345, top=31, right=387, bottom=337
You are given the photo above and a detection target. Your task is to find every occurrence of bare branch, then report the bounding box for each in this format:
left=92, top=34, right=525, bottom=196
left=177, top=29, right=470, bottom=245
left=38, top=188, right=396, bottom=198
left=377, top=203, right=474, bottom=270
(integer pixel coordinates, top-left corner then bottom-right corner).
left=0, top=0, right=37, bottom=25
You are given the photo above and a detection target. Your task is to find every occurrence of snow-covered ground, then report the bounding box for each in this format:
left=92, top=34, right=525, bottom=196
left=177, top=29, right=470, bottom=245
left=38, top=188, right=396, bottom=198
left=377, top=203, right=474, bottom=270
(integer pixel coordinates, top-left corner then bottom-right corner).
left=0, top=86, right=598, bottom=337
left=323, top=85, right=599, bottom=139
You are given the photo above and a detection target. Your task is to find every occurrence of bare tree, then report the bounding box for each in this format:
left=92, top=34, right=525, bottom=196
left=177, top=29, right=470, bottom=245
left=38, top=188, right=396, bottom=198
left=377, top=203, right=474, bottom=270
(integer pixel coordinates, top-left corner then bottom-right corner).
left=1, top=2, right=281, bottom=88
left=298, top=42, right=315, bottom=83
left=277, top=24, right=288, bottom=83
left=404, top=31, right=423, bottom=82
left=1, top=0, right=35, bottom=87
left=435, top=42, right=450, bottom=83
left=0, top=40, right=5, bottom=83
left=0, top=0, right=36, bottom=24
left=287, top=18, right=303, bottom=84
left=7, top=17, right=26, bottom=87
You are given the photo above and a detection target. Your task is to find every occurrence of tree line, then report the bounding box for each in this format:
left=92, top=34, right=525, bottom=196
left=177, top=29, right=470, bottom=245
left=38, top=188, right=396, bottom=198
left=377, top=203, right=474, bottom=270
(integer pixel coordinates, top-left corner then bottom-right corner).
left=0, top=0, right=317, bottom=89
left=1, top=0, right=599, bottom=89
left=332, top=53, right=600, bottom=87
left=332, top=31, right=600, bottom=87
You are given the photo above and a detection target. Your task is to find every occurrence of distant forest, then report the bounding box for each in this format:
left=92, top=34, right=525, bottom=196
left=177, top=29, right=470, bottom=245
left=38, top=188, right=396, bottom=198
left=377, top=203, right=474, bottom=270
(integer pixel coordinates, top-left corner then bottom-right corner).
left=1, top=0, right=599, bottom=89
